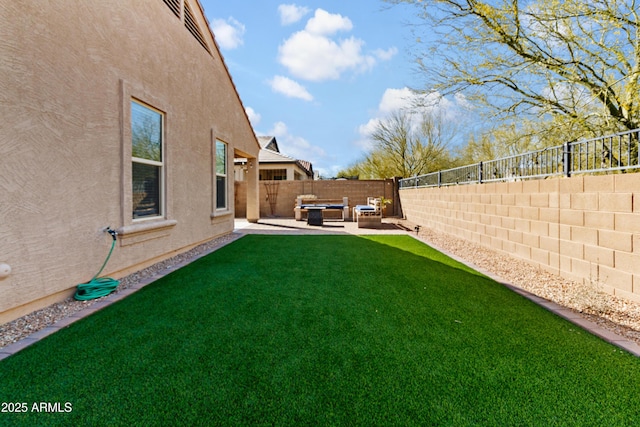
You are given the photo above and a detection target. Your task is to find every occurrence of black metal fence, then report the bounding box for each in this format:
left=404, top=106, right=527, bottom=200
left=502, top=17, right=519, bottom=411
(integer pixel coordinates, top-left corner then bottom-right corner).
left=399, top=128, right=640, bottom=189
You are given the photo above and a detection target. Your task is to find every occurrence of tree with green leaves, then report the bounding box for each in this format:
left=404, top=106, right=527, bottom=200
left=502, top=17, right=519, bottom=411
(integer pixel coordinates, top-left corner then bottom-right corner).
left=456, top=116, right=580, bottom=163
left=387, top=0, right=640, bottom=142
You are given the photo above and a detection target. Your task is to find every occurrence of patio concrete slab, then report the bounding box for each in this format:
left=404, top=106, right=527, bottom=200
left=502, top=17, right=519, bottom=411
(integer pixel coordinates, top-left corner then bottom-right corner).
left=235, top=217, right=412, bottom=235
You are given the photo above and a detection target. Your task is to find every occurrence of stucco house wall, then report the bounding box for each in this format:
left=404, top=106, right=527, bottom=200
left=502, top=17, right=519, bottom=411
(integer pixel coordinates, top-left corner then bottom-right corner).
left=0, top=0, right=259, bottom=323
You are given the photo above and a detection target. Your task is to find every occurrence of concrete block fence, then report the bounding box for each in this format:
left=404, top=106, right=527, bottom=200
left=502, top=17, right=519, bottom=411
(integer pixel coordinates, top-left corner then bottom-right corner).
left=399, top=174, right=640, bottom=303
left=235, top=179, right=399, bottom=219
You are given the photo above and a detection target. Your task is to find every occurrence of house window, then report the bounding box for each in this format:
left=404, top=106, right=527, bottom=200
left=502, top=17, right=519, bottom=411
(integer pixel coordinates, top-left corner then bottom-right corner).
left=260, top=169, right=287, bottom=180
left=216, top=139, right=227, bottom=209
left=131, top=100, right=164, bottom=219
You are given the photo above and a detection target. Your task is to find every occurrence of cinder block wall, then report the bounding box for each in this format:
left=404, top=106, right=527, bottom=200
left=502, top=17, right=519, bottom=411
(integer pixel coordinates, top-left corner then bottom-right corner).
left=399, top=174, right=640, bottom=303
left=235, top=179, right=398, bottom=219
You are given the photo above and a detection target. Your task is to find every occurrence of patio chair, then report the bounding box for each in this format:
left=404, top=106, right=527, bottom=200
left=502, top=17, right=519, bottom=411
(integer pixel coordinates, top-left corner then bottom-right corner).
left=353, top=197, right=382, bottom=228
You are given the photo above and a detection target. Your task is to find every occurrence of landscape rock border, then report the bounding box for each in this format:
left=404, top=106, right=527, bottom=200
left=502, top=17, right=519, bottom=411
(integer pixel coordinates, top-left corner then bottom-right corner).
left=0, top=233, right=240, bottom=349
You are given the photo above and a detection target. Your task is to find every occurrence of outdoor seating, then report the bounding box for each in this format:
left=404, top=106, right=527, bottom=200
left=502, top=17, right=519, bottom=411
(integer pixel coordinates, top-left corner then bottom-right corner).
left=353, top=197, right=382, bottom=228
left=295, top=196, right=349, bottom=221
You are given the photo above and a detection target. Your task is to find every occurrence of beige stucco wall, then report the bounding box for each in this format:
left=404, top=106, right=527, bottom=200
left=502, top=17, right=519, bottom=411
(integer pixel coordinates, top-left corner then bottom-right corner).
left=399, top=174, right=640, bottom=302
left=0, top=0, right=259, bottom=323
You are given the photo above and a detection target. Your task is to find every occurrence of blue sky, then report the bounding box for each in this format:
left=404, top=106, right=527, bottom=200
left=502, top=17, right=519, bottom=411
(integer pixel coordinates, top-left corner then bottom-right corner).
left=200, top=1, right=463, bottom=177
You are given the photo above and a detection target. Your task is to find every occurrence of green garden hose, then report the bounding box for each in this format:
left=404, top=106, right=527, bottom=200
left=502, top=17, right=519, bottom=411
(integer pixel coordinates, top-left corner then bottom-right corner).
left=74, top=228, right=120, bottom=300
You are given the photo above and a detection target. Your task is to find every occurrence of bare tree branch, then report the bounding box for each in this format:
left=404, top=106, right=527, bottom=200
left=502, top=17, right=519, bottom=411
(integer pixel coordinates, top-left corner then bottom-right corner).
left=388, top=0, right=640, bottom=136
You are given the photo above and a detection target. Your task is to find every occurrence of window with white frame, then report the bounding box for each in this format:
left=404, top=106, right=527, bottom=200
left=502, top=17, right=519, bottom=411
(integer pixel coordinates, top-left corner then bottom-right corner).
left=131, top=100, right=164, bottom=219
left=215, top=139, right=227, bottom=210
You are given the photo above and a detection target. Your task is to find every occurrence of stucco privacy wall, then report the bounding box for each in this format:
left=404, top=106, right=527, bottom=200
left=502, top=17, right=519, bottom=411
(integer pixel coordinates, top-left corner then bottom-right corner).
left=0, top=1, right=260, bottom=323
left=399, top=174, right=640, bottom=302
left=234, top=179, right=399, bottom=218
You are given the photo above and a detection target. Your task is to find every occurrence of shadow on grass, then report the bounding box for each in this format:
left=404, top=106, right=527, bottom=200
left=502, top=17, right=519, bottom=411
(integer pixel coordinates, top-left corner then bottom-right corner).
left=1, top=235, right=640, bottom=426
left=253, top=219, right=408, bottom=233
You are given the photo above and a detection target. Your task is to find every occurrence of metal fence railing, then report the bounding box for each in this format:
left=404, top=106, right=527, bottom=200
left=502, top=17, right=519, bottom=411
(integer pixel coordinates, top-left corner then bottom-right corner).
left=399, top=128, right=640, bottom=189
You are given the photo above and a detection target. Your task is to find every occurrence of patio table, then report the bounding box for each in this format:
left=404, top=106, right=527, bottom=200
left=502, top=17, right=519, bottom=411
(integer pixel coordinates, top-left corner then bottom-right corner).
left=306, top=206, right=326, bottom=226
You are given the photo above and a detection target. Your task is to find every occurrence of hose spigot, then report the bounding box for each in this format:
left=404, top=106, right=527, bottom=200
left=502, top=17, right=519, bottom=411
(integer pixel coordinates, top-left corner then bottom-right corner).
left=105, top=227, right=118, bottom=241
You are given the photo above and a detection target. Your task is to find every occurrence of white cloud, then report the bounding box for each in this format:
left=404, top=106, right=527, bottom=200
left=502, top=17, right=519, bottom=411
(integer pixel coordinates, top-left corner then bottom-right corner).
left=378, top=88, right=455, bottom=117
left=263, top=120, right=343, bottom=178
left=356, top=87, right=468, bottom=151
left=277, top=8, right=394, bottom=82
left=355, top=88, right=417, bottom=151
left=454, top=93, right=473, bottom=110
left=305, top=9, right=352, bottom=36
left=355, top=118, right=381, bottom=151
left=278, top=4, right=311, bottom=25
left=279, top=32, right=371, bottom=81
left=268, top=121, right=326, bottom=163
left=269, top=75, right=314, bottom=101
left=245, top=106, right=261, bottom=127
left=373, top=47, right=398, bottom=61
left=211, top=17, right=245, bottom=50
left=378, top=87, right=415, bottom=114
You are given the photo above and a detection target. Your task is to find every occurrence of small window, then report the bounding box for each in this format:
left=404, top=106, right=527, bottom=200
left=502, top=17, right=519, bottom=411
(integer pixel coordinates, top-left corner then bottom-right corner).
left=215, top=140, right=227, bottom=209
left=132, top=100, right=164, bottom=219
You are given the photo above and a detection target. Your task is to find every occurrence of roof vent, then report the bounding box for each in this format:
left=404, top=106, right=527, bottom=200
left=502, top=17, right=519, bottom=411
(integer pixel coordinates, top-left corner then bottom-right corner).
left=184, top=3, right=210, bottom=53
left=162, top=0, right=180, bottom=18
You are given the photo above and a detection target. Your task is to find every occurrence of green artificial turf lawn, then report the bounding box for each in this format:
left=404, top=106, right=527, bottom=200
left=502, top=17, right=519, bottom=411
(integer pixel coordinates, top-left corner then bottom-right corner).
left=2, top=234, right=640, bottom=426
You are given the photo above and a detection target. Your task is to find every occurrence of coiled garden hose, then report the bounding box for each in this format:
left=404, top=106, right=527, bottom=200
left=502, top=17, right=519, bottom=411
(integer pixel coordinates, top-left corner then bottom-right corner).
left=74, top=228, right=120, bottom=300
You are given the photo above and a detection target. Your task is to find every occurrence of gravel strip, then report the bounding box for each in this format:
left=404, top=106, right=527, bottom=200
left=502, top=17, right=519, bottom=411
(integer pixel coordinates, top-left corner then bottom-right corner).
left=0, top=232, right=241, bottom=349
left=397, top=220, right=640, bottom=346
